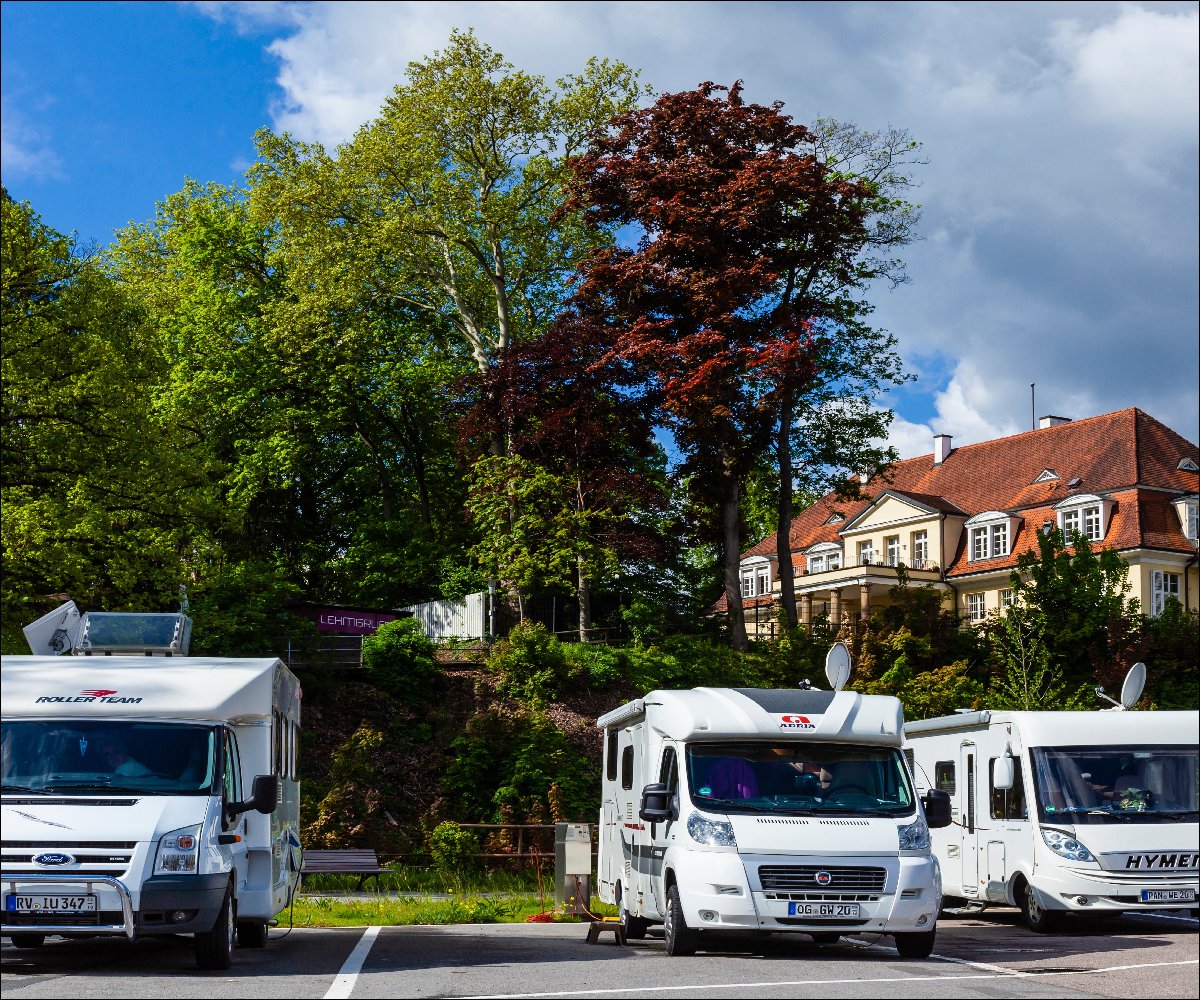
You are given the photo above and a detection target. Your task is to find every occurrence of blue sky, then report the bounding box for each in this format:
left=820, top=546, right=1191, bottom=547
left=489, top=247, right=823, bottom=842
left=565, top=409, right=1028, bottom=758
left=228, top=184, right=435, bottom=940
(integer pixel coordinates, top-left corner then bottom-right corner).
left=3, top=1, right=1197, bottom=455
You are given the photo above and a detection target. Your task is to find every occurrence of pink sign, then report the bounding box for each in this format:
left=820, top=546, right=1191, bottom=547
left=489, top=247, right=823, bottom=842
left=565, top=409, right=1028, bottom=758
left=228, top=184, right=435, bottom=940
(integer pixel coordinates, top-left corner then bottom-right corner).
left=315, top=608, right=399, bottom=635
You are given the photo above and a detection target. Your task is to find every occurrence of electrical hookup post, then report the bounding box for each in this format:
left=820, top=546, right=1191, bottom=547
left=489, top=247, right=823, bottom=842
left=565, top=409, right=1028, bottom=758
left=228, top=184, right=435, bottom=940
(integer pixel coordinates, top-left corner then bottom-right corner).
left=554, top=823, right=592, bottom=916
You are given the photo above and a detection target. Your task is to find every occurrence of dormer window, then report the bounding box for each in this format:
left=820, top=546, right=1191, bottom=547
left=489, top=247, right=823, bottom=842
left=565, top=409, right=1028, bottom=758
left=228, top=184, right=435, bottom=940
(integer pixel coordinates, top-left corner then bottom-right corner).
left=1055, top=494, right=1113, bottom=543
left=1033, top=469, right=1059, bottom=484
left=964, top=511, right=1021, bottom=562
left=824, top=512, right=845, bottom=525
left=739, top=557, right=772, bottom=598
left=805, top=542, right=843, bottom=574
left=1178, top=458, right=1199, bottom=472
left=1172, top=496, right=1199, bottom=544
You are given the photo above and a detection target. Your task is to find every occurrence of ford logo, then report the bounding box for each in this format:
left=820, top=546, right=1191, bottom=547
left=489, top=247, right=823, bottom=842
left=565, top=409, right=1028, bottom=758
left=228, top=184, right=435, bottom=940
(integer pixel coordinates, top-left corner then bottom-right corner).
left=814, top=870, right=833, bottom=886
left=33, top=852, right=75, bottom=867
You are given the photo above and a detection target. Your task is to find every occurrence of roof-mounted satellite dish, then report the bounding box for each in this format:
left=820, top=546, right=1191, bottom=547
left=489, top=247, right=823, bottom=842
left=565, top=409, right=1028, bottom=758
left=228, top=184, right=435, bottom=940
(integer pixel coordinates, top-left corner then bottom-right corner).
left=1095, top=662, right=1146, bottom=711
left=825, top=641, right=852, bottom=692
left=23, top=600, right=81, bottom=655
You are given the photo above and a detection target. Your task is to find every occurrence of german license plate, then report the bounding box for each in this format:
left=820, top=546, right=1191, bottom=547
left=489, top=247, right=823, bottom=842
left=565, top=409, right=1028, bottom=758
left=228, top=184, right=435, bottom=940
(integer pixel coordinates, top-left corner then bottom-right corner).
left=5, top=894, right=97, bottom=913
left=788, top=902, right=860, bottom=917
left=1140, top=889, right=1195, bottom=903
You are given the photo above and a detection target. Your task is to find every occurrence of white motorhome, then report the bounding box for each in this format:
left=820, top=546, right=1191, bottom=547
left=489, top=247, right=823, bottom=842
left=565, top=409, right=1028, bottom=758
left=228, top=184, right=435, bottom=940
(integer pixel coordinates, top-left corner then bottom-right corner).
left=596, top=664, right=952, bottom=957
left=904, top=708, right=1199, bottom=931
left=1, top=605, right=301, bottom=969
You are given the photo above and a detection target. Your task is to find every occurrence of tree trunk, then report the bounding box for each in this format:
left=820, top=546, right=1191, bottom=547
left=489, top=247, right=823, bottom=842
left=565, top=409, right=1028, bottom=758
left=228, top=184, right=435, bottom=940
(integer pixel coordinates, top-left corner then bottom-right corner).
left=577, top=561, right=592, bottom=642
left=722, top=468, right=748, bottom=652
left=776, top=383, right=798, bottom=629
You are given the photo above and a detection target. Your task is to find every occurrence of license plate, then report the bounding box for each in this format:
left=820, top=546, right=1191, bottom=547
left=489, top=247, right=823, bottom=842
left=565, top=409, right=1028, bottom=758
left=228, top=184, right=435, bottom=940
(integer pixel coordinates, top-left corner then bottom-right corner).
left=1140, top=889, right=1196, bottom=903
left=788, top=902, right=861, bottom=917
left=5, top=894, right=97, bottom=913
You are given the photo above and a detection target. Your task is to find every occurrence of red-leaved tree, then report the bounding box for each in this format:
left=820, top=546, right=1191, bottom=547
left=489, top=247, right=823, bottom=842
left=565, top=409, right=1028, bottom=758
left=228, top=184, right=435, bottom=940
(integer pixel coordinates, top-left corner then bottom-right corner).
left=566, top=82, right=872, bottom=649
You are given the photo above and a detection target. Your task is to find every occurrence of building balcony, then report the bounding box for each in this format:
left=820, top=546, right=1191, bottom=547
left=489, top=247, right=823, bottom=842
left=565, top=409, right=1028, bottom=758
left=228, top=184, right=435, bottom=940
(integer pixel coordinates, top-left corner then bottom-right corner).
left=796, top=560, right=942, bottom=593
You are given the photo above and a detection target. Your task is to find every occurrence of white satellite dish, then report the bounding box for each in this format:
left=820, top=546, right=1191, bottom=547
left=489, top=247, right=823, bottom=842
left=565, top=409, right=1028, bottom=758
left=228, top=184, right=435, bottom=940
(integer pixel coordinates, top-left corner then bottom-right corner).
left=825, top=641, right=852, bottom=692
left=22, top=599, right=81, bottom=655
left=1119, top=662, right=1146, bottom=710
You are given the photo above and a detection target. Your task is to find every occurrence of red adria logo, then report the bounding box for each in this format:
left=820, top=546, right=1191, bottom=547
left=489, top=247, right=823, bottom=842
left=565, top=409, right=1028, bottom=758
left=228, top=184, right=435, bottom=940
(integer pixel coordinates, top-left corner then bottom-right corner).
left=81, top=690, right=118, bottom=697
left=779, top=714, right=817, bottom=730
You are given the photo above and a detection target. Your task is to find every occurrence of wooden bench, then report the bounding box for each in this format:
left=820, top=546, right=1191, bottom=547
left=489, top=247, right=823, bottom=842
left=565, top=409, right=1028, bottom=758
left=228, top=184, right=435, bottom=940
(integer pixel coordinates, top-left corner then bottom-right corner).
left=300, top=849, right=391, bottom=890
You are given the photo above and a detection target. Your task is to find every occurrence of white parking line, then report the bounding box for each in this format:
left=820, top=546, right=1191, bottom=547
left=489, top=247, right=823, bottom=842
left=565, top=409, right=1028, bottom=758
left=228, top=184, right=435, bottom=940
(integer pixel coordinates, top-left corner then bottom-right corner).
left=323, top=925, right=381, bottom=1000
left=461, top=958, right=1199, bottom=998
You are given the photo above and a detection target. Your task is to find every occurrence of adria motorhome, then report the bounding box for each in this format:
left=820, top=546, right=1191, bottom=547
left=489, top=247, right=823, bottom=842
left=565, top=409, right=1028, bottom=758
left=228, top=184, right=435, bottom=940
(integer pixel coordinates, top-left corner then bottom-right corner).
left=1, top=603, right=301, bottom=969
left=904, top=685, right=1199, bottom=930
left=595, top=644, right=952, bottom=957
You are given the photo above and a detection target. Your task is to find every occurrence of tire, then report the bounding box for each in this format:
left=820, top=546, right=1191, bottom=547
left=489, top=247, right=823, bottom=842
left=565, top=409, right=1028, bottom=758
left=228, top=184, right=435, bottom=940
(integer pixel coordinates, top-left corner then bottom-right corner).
left=195, top=885, right=235, bottom=970
left=894, top=929, right=936, bottom=959
left=236, top=920, right=268, bottom=948
left=8, top=933, right=46, bottom=949
left=809, top=932, right=841, bottom=945
left=664, top=883, right=697, bottom=957
left=1018, top=879, right=1063, bottom=933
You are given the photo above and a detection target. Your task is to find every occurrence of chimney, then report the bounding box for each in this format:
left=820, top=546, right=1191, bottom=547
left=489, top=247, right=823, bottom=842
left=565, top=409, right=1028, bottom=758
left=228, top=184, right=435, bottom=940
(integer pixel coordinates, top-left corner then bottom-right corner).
left=1039, top=415, right=1071, bottom=429
left=933, top=433, right=953, bottom=466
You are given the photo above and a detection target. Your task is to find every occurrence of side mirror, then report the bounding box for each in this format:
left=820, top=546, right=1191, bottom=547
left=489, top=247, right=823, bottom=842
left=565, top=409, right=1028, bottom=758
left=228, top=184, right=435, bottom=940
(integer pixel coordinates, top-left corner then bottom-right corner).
left=231, top=774, right=280, bottom=816
left=993, top=756, right=1014, bottom=791
left=639, top=782, right=674, bottom=823
left=923, top=788, right=952, bottom=829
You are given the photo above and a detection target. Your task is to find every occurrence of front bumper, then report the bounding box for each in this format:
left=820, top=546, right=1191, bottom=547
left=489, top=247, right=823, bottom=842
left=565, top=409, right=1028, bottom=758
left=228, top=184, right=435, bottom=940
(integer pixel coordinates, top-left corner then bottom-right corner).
left=1032, top=865, right=1199, bottom=913
left=672, top=850, right=941, bottom=935
left=1, top=871, right=229, bottom=939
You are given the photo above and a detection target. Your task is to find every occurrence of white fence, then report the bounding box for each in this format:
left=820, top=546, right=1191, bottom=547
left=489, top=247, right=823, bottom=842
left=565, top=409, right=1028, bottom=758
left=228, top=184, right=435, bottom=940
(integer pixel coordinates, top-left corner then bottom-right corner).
left=401, top=591, right=487, bottom=641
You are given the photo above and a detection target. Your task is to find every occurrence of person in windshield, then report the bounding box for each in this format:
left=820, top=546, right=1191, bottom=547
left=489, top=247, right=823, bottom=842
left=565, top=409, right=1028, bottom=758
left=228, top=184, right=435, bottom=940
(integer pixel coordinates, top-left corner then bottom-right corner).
left=703, top=757, right=759, bottom=800
left=99, top=738, right=152, bottom=778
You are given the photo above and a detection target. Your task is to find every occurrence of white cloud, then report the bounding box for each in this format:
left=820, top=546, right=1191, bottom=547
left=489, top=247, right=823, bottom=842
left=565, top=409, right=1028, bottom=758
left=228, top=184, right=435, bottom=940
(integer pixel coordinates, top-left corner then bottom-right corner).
left=201, top=1, right=1200, bottom=444
left=0, top=95, right=64, bottom=183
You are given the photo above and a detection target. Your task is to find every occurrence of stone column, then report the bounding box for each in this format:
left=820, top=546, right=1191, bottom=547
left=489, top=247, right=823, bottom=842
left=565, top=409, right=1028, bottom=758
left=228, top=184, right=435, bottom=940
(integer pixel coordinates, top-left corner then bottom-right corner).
left=800, top=593, right=813, bottom=628
left=859, top=583, right=871, bottom=621
left=830, top=589, right=842, bottom=626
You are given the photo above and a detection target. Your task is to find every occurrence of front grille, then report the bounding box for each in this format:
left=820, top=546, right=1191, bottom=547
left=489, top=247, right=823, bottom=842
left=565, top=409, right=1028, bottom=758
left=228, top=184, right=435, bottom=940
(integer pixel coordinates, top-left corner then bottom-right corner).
left=774, top=917, right=870, bottom=926
left=1, top=910, right=114, bottom=928
left=1, top=841, right=136, bottom=874
left=2, top=842, right=137, bottom=850
left=763, top=891, right=879, bottom=903
left=759, top=865, right=887, bottom=893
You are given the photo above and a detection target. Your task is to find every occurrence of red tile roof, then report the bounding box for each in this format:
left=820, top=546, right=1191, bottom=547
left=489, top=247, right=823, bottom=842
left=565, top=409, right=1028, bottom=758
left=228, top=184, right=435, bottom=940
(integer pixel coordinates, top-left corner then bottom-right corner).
left=743, top=408, right=1198, bottom=579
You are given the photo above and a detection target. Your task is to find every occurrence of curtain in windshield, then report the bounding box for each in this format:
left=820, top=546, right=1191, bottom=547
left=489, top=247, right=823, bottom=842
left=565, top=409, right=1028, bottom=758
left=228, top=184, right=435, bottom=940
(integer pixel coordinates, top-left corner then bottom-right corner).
left=1, top=720, right=216, bottom=794
left=1031, top=745, right=1199, bottom=824
left=685, top=742, right=914, bottom=816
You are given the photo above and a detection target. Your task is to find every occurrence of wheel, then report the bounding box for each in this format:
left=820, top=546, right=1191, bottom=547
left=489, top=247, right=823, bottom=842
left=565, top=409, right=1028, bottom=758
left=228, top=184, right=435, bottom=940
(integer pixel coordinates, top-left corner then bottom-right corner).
left=195, top=885, right=235, bottom=970
left=894, top=929, right=936, bottom=958
left=1018, top=879, right=1063, bottom=933
left=7, top=933, right=46, bottom=949
left=809, top=932, right=841, bottom=945
left=664, top=883, right=697, bottom=956
left=236, top=920, right=268, bottom=948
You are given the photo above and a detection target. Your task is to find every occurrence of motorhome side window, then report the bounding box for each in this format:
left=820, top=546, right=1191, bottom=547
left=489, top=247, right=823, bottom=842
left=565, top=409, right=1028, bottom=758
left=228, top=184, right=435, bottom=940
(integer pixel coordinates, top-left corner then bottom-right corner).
left=990, top=757, right=1027, bottom=820
left=606, top=728, right=618, bottom=782
left=934, top=761, right=956, bottom=794
left=222, top=730, right=243, bottom=824
left=621, top=745, right=634, bottom=790
left=659, top=746, right=678, bottom=792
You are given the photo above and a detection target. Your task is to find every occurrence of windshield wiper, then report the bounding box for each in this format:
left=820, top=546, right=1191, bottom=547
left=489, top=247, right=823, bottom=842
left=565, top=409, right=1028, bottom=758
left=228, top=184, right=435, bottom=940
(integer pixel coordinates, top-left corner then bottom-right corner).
left=41, top=783, right=126, bottom=793
left=1140, top=810, right=1198, bottom=822
left=1, top=784, right=49, bottom=794
left=1080, top=809, right=1133, bottom=821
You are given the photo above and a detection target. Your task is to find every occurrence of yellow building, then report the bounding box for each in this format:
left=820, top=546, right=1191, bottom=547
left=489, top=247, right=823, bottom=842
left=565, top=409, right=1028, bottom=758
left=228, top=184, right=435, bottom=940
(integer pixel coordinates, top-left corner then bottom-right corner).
left=736, top=408, right=1199, bottom=631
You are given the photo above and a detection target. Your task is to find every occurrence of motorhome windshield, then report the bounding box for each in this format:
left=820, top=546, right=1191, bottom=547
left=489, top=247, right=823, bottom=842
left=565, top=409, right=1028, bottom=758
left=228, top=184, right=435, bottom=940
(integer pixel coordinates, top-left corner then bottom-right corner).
left=1, top=720, right=216, bottom=795
left=1031, top=745, right=1199, bottom=825
left=685, top=742, right=915, bottom=817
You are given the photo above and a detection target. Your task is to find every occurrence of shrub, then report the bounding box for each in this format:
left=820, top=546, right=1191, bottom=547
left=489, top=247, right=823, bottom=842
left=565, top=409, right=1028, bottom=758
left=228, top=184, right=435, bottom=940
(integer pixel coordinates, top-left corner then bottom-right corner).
left=563, top=643, right=626, bottom=689
left=362, top=617, right=440, bottom=706
left=488, top=622, right=573, bottom=705
left=427, top=821, right=481, bottom=871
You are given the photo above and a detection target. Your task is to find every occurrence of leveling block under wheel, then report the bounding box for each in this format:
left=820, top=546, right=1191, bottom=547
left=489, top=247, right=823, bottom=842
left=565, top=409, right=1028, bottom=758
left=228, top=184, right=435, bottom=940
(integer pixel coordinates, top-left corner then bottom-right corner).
left=586, top=917, right=627, bottom=945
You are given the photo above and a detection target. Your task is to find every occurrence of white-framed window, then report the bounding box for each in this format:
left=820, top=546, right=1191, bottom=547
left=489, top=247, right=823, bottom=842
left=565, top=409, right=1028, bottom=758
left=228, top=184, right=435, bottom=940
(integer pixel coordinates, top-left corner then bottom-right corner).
left=858, top=540, right=874, bottom=565
left=966, top=593, right=987, bottom=622
left=806, top=544, right=842, bottom=574
left=808, top=554, right=825, bottom=573
left=1190, top=504, right=1199, bottom=541
left=1056, top=494, right=1110, bottom=543
left=741, top=573, right=755, bottom=599
left=969, top=523, right=1010, bottom=561
left=999, top=588, right=1017, bottom=611
left=739, top=560, right=771, bottom=598
left=885, top=535, right=900, bottom=567
left=911, top=530, right=929, bottom=569
left=1151, top=571, right=1181, bottom=617
left=756, top=566, right=770, bottom=596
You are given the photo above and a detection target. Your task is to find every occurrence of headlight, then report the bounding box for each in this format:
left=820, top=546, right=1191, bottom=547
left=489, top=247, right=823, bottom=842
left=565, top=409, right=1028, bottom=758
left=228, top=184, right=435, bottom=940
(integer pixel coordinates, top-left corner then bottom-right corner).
left=898, top=816, right=930, bottom=851
left=686, top=811, right=737, bottom=847
left=1040, top=827, right=1096, bottom=863
left=156, top=825, right=201, bottom=873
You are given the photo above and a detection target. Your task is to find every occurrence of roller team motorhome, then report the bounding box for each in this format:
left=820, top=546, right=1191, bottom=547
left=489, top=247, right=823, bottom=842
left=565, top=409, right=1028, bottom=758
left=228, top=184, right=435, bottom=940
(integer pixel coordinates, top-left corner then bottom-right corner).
left=1, top=603, right=302, bottom=969
left=596, top=644, right=953, bottom=957
left=903, top=668, right=1199, bottom=931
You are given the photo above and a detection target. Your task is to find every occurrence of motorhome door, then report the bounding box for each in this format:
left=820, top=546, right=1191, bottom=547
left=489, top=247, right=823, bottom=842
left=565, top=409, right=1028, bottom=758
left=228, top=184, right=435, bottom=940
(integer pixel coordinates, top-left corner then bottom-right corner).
left=960, top=742, right=980, bottom=897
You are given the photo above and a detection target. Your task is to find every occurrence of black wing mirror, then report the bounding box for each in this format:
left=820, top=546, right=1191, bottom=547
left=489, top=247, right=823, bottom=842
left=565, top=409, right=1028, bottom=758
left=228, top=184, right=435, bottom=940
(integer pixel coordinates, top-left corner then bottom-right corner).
left=923, top=788, right=952, bottom=829
left=231, top=774, right=280, bottom=816
left=639, top=782, right=675, bottom=822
